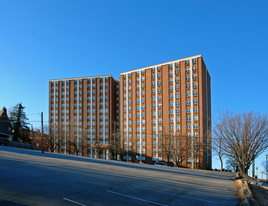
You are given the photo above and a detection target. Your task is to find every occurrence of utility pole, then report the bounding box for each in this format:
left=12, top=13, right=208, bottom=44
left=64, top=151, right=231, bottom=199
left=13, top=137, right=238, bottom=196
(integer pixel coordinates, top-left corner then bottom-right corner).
left=41, top=112, right=44, bottom=153
left=31, top=124, right=34, bottom=149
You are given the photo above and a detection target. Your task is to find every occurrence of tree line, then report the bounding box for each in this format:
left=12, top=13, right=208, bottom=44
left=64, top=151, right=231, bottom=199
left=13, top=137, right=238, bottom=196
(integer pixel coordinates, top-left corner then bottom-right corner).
left=8, top=103, right=268, bottom=176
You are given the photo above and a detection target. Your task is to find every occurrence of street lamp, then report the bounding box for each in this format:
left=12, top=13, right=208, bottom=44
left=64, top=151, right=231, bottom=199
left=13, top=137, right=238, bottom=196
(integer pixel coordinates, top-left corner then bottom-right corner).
left=256, top=167, right=258, bottom=179
left=265, top=154, right=268, bottom=181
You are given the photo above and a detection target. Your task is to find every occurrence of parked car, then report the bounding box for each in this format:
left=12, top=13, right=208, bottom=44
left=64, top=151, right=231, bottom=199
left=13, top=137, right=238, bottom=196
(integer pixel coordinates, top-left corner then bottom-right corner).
left=0, top=137, right=9, bottom=146
left=154, top=162, right=168, bottom=167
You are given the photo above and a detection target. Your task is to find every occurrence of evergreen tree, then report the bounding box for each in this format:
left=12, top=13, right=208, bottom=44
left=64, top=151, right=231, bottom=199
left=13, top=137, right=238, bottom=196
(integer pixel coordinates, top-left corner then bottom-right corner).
left=9, top=103, right=30, bottom=143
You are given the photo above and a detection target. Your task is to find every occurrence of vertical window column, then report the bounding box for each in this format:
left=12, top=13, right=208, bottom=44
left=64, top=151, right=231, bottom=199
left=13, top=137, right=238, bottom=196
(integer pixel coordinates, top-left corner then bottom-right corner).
left=139, top=71, right=142, bottom=162
left=172, top=63, right=176, bottom=134
left=126, top=74, right=129, bottom=159
left=155, top=69, right=158, bottom=160
left=190, top=60, right=194, bottom=168
left=64, top=81, right=67, bottom=154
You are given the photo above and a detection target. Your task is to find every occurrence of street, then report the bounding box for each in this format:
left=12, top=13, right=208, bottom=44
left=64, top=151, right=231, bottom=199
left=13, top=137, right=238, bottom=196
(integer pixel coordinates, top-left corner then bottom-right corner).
left=0, top=147, right=239, bottom=206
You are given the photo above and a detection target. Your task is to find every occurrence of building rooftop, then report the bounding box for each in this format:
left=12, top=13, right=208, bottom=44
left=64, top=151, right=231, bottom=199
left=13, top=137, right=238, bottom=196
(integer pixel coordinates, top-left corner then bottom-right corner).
left=120, top=54, right=202, bottom=75
left=49, top=74, right=115, bottom=82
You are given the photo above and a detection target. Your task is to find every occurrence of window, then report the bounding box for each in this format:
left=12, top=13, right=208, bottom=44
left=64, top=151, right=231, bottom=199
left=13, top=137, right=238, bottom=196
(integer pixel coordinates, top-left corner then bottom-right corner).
left=186, top=100, right=191, bottom=105
left=192, top=58, right=197, bottom=63
left=175, top=93, right=180, bottom=98
left=186, top=84, right=190, bottom=89
left=193, top=107, right=198, bottom=112
left=185, top=67, right=190, bottom=73
left=186, top=92, right=191, bottom=97
left=193, top=99, right=198, bottom=104
left=186, top=76, right=190, bottom=80
left=185, top=60, right=190, bottom=64
left=186, top=108, right=191, bottom=113
left=169, top=110, right=174, bottom=114
left=175, top=70, right=179, bottom=74
left=193, top=82, right=198, bottom=88
left=176, top=117, right=180, bottom=122
left=152, top=75, right=155, bottom=79
left=186, top=116, right=191, bottom=121
left=192, top=66, right=197, bottom=71
left=194, top=124, right=198, bottom=129
left=175, top=101, right=180, bottom=106
left=175, top=78, right=180, bottom=82
left=169, top=87, right=173, bottom=91
left=169, top=102, right=173, bottom=107
left=169, top=94, right=173, bottom=99
left=176, top=125, right=180, bottom=130
left=175, top=109, right=180, bottom=114
left=186, top=125, right=191, bottom=129
left=193, top=116, right=198, bottom=121
left=169, top=126, right=174, bottom=130
left=193, top=74, right=198, bottom=79
left=193, top=91, right=198, bottom=96
left=169, top=118, right=174, bottom=122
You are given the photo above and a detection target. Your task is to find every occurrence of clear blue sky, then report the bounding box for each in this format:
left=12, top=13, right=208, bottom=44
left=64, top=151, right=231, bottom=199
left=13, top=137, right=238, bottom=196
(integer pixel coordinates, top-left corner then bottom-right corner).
left=0, top=0, right=267, bottom=172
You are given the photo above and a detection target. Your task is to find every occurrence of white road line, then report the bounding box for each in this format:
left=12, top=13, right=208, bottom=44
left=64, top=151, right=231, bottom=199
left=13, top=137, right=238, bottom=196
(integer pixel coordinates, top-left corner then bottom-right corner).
left=132, top=185, right=232, bottom=206
left=63, top=198, right=87, bottom=206
left=107, top=190, right=168, bottom=206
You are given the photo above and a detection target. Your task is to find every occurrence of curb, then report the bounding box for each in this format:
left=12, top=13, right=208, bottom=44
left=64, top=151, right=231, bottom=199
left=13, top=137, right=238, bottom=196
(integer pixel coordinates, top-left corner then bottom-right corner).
left=242, top=180, right=259, bottom=206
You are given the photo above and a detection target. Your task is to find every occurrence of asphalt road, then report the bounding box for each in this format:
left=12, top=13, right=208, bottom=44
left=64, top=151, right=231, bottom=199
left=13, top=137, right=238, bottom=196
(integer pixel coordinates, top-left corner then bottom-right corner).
left=0, top=146, right=239, bottom=206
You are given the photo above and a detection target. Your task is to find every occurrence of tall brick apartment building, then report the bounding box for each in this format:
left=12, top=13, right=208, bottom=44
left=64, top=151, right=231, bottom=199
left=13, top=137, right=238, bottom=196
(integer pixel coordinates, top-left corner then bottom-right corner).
left=49, top=75, right=118, bottom=158
left=49, top=54, right=211, bottom=169
left=119, top=54, right=211, bottom=169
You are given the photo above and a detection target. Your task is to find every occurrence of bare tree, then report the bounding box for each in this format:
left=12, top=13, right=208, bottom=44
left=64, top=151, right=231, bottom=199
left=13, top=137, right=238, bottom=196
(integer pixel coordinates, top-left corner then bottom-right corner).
left=212, top=134, right=224, bottom=172
left=170, top=134, right=189, bottom=167
left=214, top=111, right=268, bottom=176
left=226, top=158, right=238, bottom=172
left=159, top=132, right=193, bottom=167
left=160, top=133, right=174, bottom=164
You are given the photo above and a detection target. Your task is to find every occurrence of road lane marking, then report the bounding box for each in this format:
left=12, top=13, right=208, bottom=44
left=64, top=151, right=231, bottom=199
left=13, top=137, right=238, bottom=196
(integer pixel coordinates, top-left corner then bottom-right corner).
left=133, top=185, right=232, bottom=206
left=107, top=190, right=168, bottom=206
left=63, top=198, right=87, bottom=206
